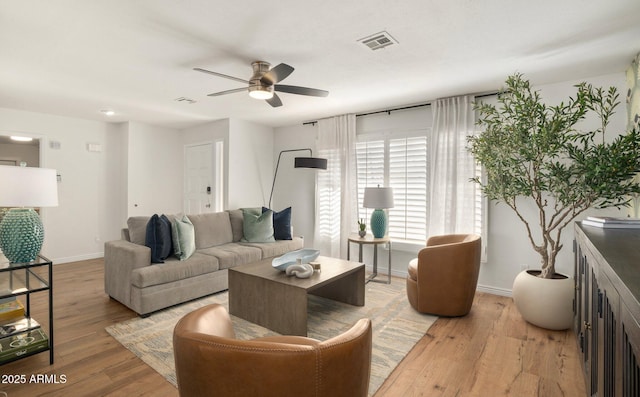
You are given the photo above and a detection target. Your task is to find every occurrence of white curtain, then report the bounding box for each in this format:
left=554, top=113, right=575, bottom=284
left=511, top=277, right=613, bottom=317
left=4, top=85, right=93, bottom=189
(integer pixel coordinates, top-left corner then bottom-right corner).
left=314, top=114, right=357, bottom=259
left=428, top=95, right=481, bottom=237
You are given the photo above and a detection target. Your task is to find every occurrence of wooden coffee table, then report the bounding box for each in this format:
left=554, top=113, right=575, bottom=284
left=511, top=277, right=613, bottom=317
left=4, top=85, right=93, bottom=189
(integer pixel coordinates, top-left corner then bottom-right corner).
left=228, top=256, right=365, bottom=336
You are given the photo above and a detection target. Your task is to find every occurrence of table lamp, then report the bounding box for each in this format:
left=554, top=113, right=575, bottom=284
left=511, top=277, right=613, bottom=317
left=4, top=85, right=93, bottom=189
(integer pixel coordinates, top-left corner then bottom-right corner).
left=0, top=165, right=59, bottom=263
left=363, top=186, right=394, bottom=238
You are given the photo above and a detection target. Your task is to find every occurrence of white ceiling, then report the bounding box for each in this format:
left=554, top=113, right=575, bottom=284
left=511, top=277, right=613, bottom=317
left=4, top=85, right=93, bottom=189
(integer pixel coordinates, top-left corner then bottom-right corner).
left=1, top=0, right=639, bottom=129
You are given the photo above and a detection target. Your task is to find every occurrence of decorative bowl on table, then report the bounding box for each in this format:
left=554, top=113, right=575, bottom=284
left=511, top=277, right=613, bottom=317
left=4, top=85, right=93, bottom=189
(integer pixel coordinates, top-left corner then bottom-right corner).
left=272, top=249, right=320, bottom=271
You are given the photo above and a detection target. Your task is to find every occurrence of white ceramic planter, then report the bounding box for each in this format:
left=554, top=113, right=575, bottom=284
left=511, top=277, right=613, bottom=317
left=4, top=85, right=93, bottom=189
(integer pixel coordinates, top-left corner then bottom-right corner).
left=512, top=269, right=574, bottom=330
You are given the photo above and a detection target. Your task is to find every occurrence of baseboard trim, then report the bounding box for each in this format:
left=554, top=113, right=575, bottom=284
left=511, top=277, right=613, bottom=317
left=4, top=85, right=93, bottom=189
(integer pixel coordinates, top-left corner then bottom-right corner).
left=477, top=284, right=512, bottom=297
left=53, top=252, right=104, bottom=264
left=364, top=265, right=513, bottom=297
left=364, top=264, right=408, bottom=279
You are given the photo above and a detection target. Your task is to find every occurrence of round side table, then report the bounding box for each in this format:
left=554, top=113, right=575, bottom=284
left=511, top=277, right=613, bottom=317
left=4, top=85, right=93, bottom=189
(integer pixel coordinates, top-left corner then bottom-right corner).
left=347, top=233, right=391, bottom=284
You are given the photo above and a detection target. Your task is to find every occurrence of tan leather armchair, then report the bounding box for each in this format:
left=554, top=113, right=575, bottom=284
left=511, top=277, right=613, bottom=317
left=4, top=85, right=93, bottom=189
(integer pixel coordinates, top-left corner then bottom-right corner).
left=406, top=234, right=481, bottom=316
left=173, top=303, right=372, bottom=397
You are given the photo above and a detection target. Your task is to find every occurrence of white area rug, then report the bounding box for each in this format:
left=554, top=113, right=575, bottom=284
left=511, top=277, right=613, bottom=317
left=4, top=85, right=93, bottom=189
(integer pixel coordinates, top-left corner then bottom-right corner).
left=106, top=276, right=436, bottom=396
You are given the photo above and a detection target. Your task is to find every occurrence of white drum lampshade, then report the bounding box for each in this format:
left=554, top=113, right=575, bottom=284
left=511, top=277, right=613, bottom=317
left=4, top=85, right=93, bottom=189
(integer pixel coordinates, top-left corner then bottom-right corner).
left=363, top=186, right=394, bottom=238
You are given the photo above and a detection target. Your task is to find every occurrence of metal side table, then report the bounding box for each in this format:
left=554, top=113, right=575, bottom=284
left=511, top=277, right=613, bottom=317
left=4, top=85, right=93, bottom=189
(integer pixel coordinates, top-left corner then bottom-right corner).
left=347, top=233, right=391, bottom=284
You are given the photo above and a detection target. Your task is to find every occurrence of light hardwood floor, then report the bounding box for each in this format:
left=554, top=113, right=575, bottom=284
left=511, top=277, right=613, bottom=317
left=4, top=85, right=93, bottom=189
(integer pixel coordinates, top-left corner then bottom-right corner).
left=1, top=259, right=586, bottom=397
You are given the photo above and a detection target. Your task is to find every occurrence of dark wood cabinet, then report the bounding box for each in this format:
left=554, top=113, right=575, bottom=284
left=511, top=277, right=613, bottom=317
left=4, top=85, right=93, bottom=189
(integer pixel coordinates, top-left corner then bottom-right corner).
left=574, top=223, right=640, bottom=396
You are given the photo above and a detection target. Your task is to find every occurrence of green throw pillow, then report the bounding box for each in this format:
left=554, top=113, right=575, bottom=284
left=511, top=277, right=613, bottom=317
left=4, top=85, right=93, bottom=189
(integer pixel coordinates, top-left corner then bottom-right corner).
left=241, top=208, right=275, bottom=243
left=171, top=215, right=196, bottom=260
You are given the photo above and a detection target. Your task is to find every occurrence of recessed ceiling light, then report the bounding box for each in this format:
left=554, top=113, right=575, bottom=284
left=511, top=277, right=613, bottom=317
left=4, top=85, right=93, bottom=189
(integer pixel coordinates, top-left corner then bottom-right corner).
left=10, top=136, right=33, bottom=142
left=101, top=109, right=115, bottom=116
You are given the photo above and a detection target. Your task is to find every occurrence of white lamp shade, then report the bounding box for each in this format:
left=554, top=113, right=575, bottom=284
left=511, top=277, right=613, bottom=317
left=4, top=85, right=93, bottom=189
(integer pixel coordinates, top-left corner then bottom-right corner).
left=363, top=187, right=394, bottom=209
left=0, top=165, right=59, bottom=207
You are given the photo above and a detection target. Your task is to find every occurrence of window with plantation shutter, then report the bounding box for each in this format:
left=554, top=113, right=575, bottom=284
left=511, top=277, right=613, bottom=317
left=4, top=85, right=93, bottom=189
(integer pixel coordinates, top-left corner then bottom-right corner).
left=388, top=137, right=428, bottom=241
left=356, top=135, right=428, bottom=244
left=356, top=140, right=384, bottom=225
left=355, top=101, right=485, bottom=252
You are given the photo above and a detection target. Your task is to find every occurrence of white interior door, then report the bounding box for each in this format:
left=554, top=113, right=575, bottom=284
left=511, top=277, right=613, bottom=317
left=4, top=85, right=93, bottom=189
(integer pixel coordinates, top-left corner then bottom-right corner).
left=184, top=143, right=214, bottom=214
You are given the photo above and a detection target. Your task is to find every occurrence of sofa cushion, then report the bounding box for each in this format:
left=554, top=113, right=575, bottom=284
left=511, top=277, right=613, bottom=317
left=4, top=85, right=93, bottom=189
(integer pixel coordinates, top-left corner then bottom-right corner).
left=172, top=215, right=196, bottom=260
left=131, top=252, right=220, bottom=288
left=227, top=209, right=244, bottom=242
left=145, top=214, right=173, bottom=263
left=242, top=209, right=275, bottom=243
left=189, top=212, right=234, bottom=249
left=262, top=206, right=292, bottom=240
left=242, top=207, right=262, bottom=216
left=127, top=216, right=151, bottom=245
left=199, top=243, right=262, bottom=270
left=240, top=237, right=304, bottom=259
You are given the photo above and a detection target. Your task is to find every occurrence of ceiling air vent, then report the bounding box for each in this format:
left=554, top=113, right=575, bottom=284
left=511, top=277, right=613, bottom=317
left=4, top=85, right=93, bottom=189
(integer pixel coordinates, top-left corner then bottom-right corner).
left=358, top=31, right=398, bottom=51
left=175, top=97, right=197, bottom=104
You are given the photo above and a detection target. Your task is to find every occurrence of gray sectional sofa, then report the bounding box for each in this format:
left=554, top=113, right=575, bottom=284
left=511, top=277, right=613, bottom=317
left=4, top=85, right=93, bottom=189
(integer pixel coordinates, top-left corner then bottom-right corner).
left=104, top=209, right=303, bottom=316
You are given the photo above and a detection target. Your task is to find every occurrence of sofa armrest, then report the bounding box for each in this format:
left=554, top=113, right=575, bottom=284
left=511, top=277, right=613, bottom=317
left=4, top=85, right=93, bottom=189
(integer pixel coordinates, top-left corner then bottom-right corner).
left=104, top=240, right=151, bottom=307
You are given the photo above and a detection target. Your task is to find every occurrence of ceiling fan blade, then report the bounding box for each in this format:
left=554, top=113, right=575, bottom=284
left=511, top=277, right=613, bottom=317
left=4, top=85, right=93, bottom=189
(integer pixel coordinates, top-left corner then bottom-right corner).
left=194, top=67, right=249, bottom=84
left=274, top=84, right=329, bottom=97
left=261, top=63, right=294, bottom=85
left=207, top=87, right=247, bottom=97
left=266, top=93, right=283, bottom=107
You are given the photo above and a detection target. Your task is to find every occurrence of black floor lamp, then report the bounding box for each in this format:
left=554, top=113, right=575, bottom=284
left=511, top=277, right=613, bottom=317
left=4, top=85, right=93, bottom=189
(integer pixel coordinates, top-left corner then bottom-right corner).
left=269, top=148, right=327, bottom=208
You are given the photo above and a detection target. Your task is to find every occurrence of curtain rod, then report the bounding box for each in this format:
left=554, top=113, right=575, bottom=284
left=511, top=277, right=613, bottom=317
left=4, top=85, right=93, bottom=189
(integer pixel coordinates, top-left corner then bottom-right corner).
left=302, top=91, right=499, bottom=126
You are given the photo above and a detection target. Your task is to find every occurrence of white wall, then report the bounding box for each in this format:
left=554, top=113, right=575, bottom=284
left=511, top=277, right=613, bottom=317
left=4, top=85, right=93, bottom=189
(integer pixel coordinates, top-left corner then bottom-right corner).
left=126, top=122, right=184, bottom=217
left=274, top=71, right=631, bottom=294
left=356, top=107, right=433, bottom=135
left=271, top=124, right=319, bottom=244
left=227, top=119, right=274, bottom=209
left=0, top=107, right=124, bottom=263
left=0, top=107, right=273, bottom=264
left=0, top=109, right=189, bottom=264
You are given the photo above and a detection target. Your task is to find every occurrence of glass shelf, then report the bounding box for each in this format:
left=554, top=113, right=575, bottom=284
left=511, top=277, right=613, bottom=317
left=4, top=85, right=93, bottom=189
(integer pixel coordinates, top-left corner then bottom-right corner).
left=0, top=254, right=53, bottom=365
left=0, top=316, right=42, bottom=338
left=0, top=254, right=52, bottom=271
left=0, top=269, right=50, bottom=297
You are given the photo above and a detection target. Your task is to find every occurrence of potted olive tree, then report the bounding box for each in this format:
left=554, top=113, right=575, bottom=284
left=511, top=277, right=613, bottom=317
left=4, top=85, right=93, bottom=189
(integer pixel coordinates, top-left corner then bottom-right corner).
left=468, top=74, right=640, bottom=329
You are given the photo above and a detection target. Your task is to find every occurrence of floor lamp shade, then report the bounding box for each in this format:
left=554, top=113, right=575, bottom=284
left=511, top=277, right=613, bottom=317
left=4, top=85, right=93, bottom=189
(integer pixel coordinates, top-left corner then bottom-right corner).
left=294, top=157, right=328, bottom=170
left=363, top=187, right=394, bottom=238
left=0, top=166, right=59, bottom=263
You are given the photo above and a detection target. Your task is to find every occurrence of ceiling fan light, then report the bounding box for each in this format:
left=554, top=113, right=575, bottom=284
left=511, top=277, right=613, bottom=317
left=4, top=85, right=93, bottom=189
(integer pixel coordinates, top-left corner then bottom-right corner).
left=249, top=87, right=274, bottom=100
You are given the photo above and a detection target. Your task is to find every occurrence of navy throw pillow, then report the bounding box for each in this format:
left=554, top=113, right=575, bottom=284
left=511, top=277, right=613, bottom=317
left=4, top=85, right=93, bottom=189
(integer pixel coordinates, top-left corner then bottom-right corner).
left=145, top=214, right=173, bottom=263
left=262, top=207, right=292, bottom=240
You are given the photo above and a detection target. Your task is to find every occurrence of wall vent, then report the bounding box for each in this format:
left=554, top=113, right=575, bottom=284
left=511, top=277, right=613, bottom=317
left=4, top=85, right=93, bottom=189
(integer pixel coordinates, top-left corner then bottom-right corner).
left=358, top=31, right=398, bottom=51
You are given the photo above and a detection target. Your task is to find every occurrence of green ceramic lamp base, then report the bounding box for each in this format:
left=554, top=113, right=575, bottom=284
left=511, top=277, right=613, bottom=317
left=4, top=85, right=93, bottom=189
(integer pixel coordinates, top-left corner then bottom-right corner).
left=370, top=209, right=387, bottom=238
left=0, top=208, right=44, bottom=263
